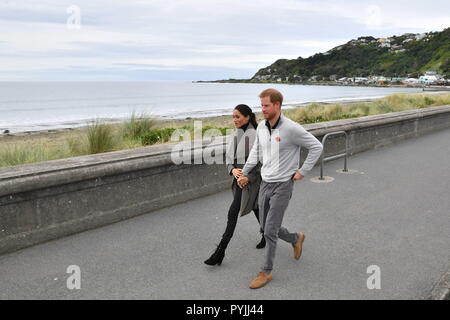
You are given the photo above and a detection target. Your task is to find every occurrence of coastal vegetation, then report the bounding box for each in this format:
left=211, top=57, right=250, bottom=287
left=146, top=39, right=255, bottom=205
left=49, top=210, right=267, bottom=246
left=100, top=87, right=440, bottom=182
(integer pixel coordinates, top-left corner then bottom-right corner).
left=284, top=93, right=450, bottom=124
left=0, top=93, right=449, bottom=168
left=212, top=28, right=450, bottom=84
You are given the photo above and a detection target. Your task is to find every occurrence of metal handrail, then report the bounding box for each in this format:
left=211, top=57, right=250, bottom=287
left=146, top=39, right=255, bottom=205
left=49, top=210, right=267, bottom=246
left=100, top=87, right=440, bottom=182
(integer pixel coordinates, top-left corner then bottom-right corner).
left=319, top=131, right=349, bottom=180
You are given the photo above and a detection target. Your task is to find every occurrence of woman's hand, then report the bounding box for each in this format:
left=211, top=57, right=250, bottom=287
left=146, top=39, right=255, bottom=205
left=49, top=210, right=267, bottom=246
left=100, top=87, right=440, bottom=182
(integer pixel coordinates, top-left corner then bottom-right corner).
left=237, top=176, right=249, bottom=188
left=232, top=168, right=243, bottom=180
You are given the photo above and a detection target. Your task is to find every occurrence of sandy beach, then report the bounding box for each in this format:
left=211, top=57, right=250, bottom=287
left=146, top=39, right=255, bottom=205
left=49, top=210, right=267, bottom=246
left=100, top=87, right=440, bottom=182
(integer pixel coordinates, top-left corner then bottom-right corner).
left=0, top=114, right=230, bottom=147
left=0, top=116, right=245, bottom=150
left=0, top=97, right=381, bottom=147
left=1, top=93, right=448, bottom=150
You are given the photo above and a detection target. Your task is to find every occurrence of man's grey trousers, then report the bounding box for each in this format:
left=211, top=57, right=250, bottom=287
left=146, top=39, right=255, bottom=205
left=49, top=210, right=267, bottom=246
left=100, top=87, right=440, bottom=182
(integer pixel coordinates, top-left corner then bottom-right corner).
left=259, top=179, right=299, bottom=273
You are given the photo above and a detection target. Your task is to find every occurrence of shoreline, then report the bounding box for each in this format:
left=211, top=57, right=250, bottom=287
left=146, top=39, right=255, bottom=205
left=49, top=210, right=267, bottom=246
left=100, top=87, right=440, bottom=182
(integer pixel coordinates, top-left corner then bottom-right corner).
left=0, top=97, right=379, bottom=143
left=1, top=92, right=449, bottom=145
left=0, top=95, right=423, bottom=138
left=195, top=80, right=450, bottom=90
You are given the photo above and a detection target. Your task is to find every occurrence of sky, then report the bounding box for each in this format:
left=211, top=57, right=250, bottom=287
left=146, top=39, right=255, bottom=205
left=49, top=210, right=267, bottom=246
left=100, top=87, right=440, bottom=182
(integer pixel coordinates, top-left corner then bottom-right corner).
left=0, top=0, right=449, bottom=81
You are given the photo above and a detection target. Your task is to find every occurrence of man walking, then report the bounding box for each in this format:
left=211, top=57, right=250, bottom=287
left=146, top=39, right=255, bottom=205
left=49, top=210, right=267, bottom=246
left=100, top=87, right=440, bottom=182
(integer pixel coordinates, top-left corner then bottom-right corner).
left=238, top=88, right=323, bottom=289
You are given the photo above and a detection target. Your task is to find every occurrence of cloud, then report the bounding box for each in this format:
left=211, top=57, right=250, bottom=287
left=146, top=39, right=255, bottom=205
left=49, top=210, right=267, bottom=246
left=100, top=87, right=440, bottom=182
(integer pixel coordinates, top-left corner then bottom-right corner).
left=365, top=5, right=383, bottom=29
left=0, top=0, right=448, bottom=80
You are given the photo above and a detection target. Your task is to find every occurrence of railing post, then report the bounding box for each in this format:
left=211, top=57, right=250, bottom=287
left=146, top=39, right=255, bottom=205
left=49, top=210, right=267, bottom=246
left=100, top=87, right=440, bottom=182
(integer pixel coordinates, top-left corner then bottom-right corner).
left=319, top=131, right=349, bottom=180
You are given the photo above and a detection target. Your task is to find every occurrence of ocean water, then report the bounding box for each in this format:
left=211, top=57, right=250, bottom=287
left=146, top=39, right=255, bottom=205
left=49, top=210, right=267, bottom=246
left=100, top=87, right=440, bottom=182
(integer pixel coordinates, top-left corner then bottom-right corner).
left=0, top=81, right=423, bottom=133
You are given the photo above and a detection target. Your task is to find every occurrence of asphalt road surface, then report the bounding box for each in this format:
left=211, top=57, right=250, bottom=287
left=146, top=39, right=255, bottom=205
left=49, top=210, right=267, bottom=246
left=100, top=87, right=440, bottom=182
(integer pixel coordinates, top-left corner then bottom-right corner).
left=1, top=128, right=449, bottom=299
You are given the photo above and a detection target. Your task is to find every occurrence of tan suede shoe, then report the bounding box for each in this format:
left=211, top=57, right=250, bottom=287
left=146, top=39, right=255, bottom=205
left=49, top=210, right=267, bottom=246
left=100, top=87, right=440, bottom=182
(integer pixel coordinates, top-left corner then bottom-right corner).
left=293, top=232, right=305, bottom=260
left=249, top=272, right=273, bottom=289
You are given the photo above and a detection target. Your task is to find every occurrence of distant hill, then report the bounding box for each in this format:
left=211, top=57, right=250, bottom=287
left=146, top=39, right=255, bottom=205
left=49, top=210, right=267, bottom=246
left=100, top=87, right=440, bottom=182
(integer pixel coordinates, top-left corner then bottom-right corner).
left=229, top=28, right=450, bottom=83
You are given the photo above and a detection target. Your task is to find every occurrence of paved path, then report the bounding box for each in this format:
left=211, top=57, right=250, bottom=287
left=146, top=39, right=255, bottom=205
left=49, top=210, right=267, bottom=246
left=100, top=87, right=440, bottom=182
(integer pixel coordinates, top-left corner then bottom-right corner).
left=1, top=128, right=450, bottom=300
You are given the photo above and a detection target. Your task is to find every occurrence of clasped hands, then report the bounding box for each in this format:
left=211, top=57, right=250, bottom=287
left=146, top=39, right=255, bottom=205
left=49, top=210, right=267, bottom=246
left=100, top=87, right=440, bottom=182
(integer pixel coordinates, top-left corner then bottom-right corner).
left=232, top=168, right=249, bottom=188
left=233, top=168, right=305, bottom=189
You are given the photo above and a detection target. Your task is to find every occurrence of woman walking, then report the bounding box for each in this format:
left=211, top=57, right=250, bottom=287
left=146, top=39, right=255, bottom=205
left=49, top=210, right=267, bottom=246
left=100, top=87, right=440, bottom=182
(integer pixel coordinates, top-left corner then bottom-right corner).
left=204, top=104, right=264, bottom=266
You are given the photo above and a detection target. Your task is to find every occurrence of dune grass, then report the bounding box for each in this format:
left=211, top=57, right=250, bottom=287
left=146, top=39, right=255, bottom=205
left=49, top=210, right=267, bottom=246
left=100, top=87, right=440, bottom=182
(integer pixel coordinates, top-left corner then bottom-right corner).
left=284, top=93, right=450, bottom=124
left=1, top=93, right=449, bottom=168
left=0, top=139, right=73, bottom=167
left=122, top=111, right=157, bottom=141
left=0, top=114, right=152, bottom=167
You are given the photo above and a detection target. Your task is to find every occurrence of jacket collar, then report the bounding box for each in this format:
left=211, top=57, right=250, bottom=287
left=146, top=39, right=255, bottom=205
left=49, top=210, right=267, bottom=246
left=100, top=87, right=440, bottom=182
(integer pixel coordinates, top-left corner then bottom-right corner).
left=239, top=122, right=250, bottom=132
left=265, top=114, right=283, bottom=134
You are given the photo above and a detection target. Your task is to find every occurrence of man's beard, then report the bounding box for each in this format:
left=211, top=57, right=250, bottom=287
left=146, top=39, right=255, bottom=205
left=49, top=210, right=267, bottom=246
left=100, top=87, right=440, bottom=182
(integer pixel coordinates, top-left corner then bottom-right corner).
left=264, top=112, right=277, bottom=121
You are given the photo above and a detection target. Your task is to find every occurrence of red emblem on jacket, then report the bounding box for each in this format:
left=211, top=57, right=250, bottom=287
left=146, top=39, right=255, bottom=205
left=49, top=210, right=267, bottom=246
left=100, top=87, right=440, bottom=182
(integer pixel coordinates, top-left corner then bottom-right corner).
left=275, top=136, right=281, bottom=142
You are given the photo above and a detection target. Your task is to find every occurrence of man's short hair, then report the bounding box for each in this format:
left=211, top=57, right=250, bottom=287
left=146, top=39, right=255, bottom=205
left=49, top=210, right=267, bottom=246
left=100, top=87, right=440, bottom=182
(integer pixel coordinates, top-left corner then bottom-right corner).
left=259, top=88, right=283, bottom=107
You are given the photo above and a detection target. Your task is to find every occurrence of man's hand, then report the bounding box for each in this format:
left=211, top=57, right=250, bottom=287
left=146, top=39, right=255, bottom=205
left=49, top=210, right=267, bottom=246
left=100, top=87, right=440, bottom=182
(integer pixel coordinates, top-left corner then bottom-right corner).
left=292, top=171, right=304, bottom=181
left=237, top=175, right=249, bottom=188
left=232, top=168, right=243, bottom=180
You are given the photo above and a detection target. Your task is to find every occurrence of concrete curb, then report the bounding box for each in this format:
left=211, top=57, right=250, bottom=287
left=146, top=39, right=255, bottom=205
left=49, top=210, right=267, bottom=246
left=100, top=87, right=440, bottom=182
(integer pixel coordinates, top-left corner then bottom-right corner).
left=428, top=267, right=450, bottom=300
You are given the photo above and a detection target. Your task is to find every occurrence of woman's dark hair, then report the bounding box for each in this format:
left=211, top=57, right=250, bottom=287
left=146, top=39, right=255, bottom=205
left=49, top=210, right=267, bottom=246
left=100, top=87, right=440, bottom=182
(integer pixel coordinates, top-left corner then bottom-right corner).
left=234, top=104, right=258, bottom=128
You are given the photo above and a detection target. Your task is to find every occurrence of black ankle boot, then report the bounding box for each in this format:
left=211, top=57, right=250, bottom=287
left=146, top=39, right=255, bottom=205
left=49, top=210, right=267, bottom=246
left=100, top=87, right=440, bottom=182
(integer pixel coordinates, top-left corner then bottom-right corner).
left=204, top=242, right=227, bottom=266
left=256, top=234, right=266, bottom=249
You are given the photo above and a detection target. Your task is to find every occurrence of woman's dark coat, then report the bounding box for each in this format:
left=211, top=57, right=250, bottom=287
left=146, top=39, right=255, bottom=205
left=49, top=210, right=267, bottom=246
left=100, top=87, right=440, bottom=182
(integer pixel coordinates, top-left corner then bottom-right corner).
left=225, top=123, right=262, bottom=217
